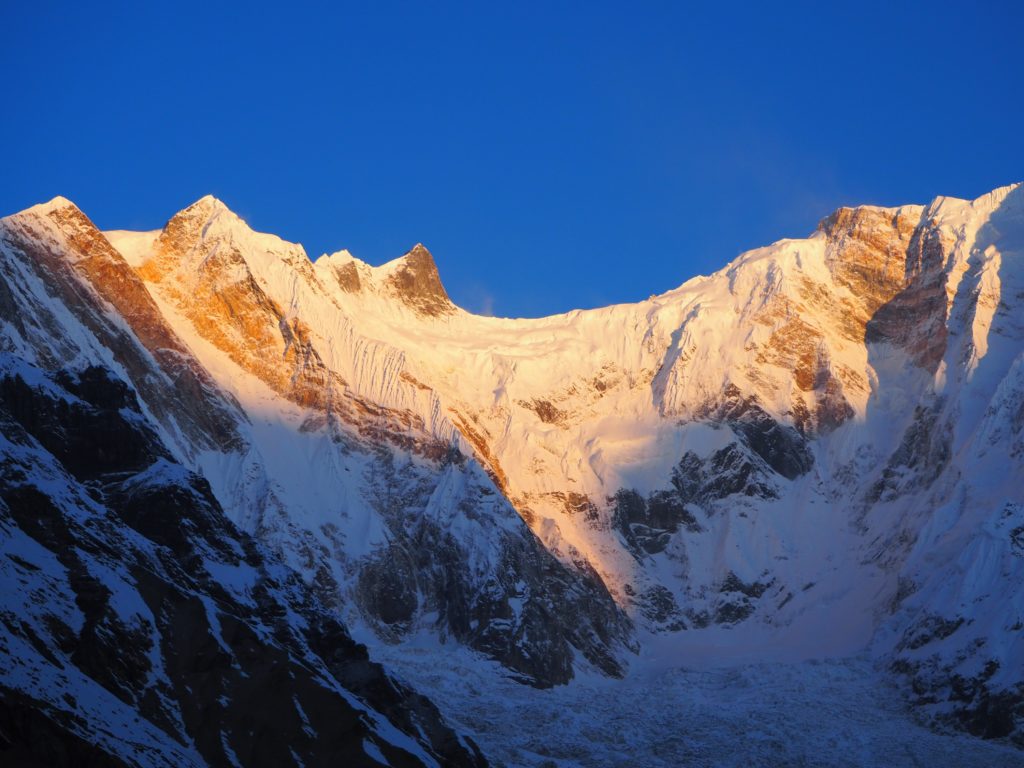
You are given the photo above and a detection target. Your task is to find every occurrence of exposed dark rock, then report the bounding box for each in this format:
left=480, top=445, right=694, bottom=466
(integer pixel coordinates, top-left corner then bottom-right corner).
left=0, top=365, right=165, bottom=482
left=1012, top=526, right=1024, bottom=556
left=0, top=689, right=129, bottom=768
left=714, top=601, right=754, bottom=625
left=897, top=614, right=966, bottom=652
left=330, top=260, right=362, bottom=293
left=869, top=403, right=952, bottom=504
left=634, top=585, right=686, bottom=630
left=611, top=488, right=700, bottom=557
left=559, top=491, right=600, bottom=523
left=894, top=653, right=1024, bottom=747
left=356, top=468, right=635, bottom=686
left=709, top=572, right=772, bottom=626
left=708, top=388, right=814, bottom=480
left=865, top=222, right=950, bottom=373
left=818, top=204, right=921, bottom=321
left=520, top=398, right=566, bottom=425
left=720, top=571, right=771, bottom=599
left=673, top=444, right=778, bottom=505
left=686, top=609, right=712, bottom=629
left=387, top=244, right=455, bottom=317
left=0, top=359, right=487, bottom=767
left=814, top=374, right=856, bottom=434
left=954, top=688, right=1023, bottom=742
left=357, top=546, right=421, bottom=631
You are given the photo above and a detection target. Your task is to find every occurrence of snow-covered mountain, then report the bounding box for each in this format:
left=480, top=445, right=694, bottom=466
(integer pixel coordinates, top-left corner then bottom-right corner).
left=0, top=201, right=488, bottom=767
left=1, top=183, right=1022, bottom=763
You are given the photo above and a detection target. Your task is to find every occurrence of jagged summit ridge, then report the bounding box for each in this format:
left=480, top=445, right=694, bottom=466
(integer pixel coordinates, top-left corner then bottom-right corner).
left=10, top=182, right=1021, bottom=318
left=138, top=195, right=459, bottom=317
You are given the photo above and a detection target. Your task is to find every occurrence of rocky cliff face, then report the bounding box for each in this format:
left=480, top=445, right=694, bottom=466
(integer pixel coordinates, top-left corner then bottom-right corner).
left=2, top=183, right=1023, bottom=758
left=0, top=199, right=245, bottom=459
left=0, top=355, right=486, bottom=767
left=2, top=195, right=636, bottom=707
left=112, top=196, right=636, bottom=687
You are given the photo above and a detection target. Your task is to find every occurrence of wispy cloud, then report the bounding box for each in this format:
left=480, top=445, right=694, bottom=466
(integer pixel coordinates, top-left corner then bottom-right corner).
left=457, top=281, right=497, bottom=317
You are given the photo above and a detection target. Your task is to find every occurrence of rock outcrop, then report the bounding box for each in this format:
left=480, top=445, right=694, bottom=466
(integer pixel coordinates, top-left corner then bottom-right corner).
left=0, top=356, right=486, bottom=767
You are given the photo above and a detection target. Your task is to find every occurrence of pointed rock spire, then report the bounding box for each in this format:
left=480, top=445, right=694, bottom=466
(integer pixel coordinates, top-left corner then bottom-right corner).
left=387, top=243, right=455, bottom=316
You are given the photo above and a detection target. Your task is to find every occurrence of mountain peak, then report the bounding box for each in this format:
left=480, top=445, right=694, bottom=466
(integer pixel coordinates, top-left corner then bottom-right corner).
left=5, top=195, right=82, bottom=221
left=35, top=195, right=78, bottom=213
left=1, top=196, right=105, bottom=248
left=157, top=195, right=251, bottom=254
left=386, top=243, right=454, bottom=317
left=397, top=242, right=437, bottom=272
left=174, top=194, right=236, bottom=225
left=186, top=193, right=227, bottom=211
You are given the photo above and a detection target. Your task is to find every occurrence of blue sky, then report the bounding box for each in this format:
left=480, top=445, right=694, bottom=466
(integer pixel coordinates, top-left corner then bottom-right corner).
left=3, top=1, right=1021, bottom=317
